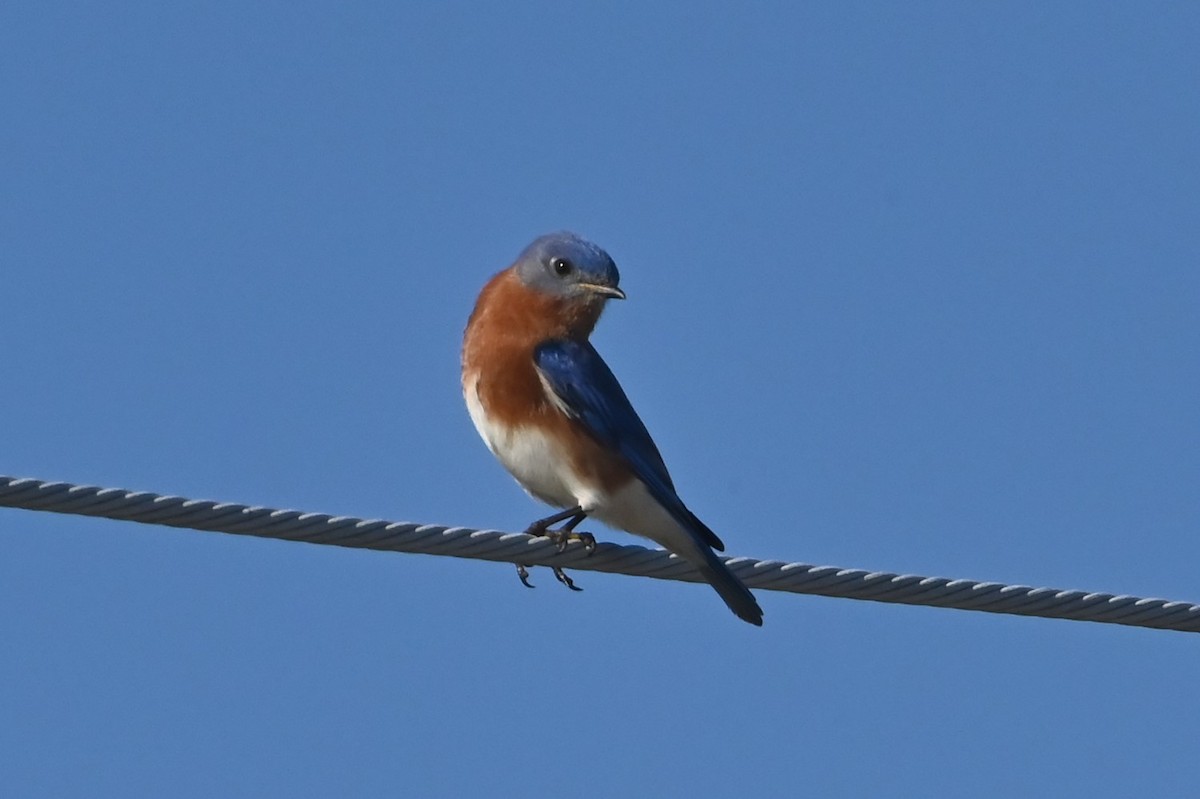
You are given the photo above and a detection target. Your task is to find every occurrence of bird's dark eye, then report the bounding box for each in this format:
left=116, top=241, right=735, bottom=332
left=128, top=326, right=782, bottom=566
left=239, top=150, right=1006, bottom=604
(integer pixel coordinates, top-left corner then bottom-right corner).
left=551, top=257, right=573, bottom=277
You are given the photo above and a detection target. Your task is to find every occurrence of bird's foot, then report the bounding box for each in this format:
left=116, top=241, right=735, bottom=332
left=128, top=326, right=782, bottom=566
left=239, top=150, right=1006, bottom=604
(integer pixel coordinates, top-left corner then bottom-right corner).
left=543, top=528, right=597, bottom=555
left=517, top=508, right=596, bottom=590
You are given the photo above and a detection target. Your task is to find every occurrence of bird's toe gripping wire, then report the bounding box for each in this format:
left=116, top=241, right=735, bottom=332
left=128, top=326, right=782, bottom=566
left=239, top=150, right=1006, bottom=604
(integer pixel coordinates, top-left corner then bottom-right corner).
left=516, top=506, right=595, bottom=590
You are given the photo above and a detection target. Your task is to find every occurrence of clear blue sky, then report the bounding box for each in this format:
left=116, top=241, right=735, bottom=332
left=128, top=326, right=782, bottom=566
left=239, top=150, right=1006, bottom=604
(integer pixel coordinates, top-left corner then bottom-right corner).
left=2, top=2, right=1198, bottom=796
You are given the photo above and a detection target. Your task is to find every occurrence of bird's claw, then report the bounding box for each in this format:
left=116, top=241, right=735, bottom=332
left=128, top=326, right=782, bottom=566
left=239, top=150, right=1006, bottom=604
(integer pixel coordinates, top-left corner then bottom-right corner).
left=552, top=567, right=583, bottom=591
left=516, top=563, right=535, bottom=588
left=516, top=561, right=582, bottom=591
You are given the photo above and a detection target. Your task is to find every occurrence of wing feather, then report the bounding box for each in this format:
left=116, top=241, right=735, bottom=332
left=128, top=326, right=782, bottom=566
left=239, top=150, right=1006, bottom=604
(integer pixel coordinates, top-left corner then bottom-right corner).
left=533, top=339, right=724, bottom=551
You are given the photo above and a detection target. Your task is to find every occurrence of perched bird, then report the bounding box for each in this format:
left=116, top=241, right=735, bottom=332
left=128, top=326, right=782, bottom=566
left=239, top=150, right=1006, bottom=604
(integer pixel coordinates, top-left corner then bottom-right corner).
left=461, top=232, right=763, bottom=626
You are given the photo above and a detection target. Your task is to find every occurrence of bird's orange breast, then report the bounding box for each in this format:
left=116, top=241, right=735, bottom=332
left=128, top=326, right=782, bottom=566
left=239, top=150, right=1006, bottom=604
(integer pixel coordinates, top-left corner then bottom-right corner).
left=461, top=268, right=632, bottom=498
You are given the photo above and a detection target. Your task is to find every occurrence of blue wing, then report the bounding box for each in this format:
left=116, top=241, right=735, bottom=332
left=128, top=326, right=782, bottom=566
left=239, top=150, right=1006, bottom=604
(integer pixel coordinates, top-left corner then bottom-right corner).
left=533, top=339, right=725, bottom=552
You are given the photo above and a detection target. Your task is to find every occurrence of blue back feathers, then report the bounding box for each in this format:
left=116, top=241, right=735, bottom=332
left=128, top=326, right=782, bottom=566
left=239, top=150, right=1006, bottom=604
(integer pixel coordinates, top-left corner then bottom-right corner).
left=534, top=339, right=726, bottom=552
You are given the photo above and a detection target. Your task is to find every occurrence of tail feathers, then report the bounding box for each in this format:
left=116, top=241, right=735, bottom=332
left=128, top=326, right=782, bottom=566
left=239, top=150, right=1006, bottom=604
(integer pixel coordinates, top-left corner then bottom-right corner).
left=696, top=547, right=763, bottom=626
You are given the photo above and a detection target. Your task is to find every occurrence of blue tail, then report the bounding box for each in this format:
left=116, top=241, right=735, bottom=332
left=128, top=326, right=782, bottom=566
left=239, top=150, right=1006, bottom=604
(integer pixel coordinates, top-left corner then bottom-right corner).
left=696, top=546, right=763, bottom=626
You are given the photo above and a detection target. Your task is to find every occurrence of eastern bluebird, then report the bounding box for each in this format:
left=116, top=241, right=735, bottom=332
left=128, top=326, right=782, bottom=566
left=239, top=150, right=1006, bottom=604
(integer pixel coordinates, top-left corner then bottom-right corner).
left=461, top=232, right=763, bottom=626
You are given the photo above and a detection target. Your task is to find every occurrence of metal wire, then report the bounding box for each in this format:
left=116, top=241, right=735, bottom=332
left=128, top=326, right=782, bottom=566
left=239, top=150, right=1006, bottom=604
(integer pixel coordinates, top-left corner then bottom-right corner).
left=2, top=474, right=1196, bottom=632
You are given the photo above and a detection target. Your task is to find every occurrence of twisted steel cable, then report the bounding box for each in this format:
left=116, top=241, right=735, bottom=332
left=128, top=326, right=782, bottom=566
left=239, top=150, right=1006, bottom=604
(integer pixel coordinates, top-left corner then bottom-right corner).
left=2, top=475, right=1197, bottom=633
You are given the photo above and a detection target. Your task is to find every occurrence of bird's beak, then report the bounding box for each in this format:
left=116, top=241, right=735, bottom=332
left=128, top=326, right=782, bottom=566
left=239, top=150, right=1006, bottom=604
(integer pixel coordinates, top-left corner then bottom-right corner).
left=582, top=284, right=626, bottom=300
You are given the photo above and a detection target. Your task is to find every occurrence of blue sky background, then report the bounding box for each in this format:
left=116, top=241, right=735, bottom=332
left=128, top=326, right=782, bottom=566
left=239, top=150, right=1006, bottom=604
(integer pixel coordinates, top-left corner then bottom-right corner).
left=2, top=2, right=1198, bottom=796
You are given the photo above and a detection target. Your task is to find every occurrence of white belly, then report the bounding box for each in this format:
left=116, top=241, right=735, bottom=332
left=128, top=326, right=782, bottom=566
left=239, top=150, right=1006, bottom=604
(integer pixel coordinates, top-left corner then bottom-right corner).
left=464, top=373, right=698, bottom=556
left=464, top=373, right=593, bottom=509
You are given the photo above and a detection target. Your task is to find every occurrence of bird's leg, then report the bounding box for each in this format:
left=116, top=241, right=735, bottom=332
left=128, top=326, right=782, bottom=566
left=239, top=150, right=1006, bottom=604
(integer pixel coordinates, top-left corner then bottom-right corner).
left=526, top=507, right=595, bottom=553
left=524, top=506, right=585, bottom=537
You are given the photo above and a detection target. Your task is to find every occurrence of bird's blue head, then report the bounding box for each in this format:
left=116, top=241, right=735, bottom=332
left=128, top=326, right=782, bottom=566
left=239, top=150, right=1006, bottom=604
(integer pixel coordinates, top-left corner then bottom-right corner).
left=513, top=232, right=625, bottom=302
